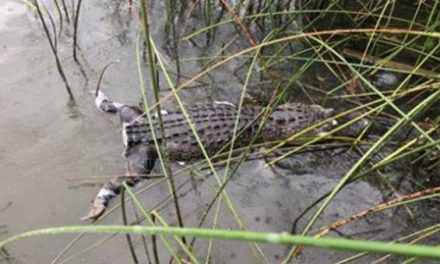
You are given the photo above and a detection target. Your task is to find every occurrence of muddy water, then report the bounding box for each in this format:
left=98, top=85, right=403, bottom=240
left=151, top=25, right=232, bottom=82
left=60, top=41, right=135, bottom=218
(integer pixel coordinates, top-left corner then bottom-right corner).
left=0, top=1, right=435, bottom=263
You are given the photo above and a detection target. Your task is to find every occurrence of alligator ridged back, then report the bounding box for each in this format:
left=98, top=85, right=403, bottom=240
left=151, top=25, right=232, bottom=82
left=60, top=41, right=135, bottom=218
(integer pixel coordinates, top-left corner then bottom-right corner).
left=262, top=103, right=334, bottom=141
left=123, top=102, right=333, bottom=161
left=124, top=103, right=259, bottom=160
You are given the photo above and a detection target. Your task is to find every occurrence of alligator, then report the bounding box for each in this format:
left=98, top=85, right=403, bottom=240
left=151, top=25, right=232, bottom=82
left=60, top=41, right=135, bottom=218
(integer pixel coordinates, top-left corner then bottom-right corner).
left=82, top=91, right=336, bottom=220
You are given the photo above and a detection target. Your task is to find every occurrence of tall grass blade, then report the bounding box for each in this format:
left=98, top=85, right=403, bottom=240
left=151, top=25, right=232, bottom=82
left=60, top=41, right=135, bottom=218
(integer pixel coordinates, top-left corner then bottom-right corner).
left=2, top=226, right=440, bottom=260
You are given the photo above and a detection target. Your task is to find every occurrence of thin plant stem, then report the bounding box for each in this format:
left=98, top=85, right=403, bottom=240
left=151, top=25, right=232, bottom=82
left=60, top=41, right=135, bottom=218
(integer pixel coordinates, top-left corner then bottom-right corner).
left=33, top=0, right=75, bottom=103
left=52, top=0, right=63, bottom=35
left=165, top=0, right=181, bottom=79
left=61, top=0, right=70, bottom=23
left=151, top=214, right=160, bottom=264
left=121, top=187, right=139, bottom=264
left=2, top=225, right=440, bottom=260
left=43, top=4, right=58, bottom=52
left=72, top=0, right=83, bottom=63
left=139, top=0, right=187, bottom=245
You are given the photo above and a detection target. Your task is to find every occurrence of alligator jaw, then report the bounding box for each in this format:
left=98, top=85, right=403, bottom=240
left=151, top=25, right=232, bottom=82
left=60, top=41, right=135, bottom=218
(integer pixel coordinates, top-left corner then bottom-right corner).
left=81, top=187, right=117, bottom=221
left=81, top=198, right=106, bottom=221
left=95, top=91, right=118, bottom=113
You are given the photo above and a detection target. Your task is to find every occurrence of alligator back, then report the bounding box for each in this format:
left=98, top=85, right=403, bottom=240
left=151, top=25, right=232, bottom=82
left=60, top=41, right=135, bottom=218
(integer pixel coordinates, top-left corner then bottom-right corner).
left=123, top=102, right=334, bottom=161
left=123, top=103, right=256, bottom=160
left=262, top=103, right=334, bottom=141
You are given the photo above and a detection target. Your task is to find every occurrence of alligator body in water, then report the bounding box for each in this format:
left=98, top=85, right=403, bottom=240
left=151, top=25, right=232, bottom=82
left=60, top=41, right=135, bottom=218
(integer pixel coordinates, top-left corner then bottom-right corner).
left=82, top=92, right=335, bottom=220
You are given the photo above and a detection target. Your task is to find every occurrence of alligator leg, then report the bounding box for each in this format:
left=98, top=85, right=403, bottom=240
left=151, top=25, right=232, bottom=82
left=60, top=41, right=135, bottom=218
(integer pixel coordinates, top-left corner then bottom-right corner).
left=83, top=94, right=156, bottom=221
left=82, top=144, right=157, bottom=221
left=80, top=150, right=155, bottom=221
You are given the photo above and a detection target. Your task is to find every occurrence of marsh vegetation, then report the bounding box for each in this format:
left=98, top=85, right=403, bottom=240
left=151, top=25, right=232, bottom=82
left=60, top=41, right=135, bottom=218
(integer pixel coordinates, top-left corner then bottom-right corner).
left=0, top=0, right=439, bottom=263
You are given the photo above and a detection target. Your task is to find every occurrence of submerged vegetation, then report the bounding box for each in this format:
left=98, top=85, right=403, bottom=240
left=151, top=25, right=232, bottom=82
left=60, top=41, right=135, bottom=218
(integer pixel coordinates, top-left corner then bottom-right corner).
left=3, top=0, right=440, bottom=263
